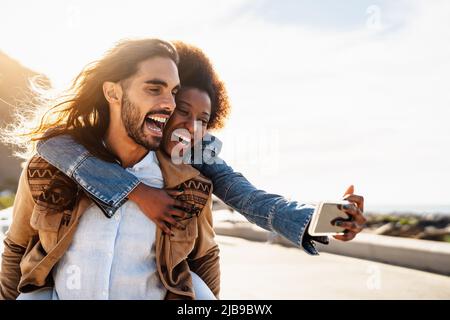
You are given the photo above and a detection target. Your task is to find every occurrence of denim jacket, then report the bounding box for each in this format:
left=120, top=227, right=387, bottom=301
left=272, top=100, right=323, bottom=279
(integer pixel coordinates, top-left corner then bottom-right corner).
left=36, top=134, right=327, bottom=255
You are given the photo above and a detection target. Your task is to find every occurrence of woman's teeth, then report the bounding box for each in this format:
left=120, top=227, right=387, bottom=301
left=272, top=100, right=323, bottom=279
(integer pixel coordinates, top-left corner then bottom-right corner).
left=174, top=133, right=190, bottom=146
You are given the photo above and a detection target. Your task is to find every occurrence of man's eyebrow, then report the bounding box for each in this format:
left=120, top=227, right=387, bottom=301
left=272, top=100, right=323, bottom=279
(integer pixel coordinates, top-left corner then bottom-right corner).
left=202, top=111, right=210, bottom=117
left=144, top=79, right=180, bottom=91
left=144, top=78, right=168, bottom=86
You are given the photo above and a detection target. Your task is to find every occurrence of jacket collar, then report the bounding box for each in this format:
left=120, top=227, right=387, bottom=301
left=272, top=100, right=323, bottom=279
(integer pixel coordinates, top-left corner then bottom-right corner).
left=156, top=151, right=200, bottom=189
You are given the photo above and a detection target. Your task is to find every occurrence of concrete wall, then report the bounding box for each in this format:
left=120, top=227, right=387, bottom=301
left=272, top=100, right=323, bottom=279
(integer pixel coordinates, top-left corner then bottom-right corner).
left=2, top=206, right=449, bottom=276
left=214, top=221, right=450, bottom=276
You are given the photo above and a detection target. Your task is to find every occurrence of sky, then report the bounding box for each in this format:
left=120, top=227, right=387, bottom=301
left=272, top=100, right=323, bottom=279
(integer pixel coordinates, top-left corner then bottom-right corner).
left=1, top=0, right=449, bottom=212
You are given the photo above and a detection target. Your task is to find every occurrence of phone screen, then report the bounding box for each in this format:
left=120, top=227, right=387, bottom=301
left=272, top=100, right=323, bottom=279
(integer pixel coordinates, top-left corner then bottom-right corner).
left=314, top=203, right=348, bottom=234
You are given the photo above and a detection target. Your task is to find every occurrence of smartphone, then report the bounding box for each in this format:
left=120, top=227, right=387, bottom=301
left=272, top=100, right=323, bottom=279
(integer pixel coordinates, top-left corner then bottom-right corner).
left=307, top=201, right=350, bottom=236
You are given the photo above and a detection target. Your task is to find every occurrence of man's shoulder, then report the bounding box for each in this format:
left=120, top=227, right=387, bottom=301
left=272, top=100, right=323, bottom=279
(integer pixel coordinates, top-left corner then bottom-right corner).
left=26, top=154, right=79, bottom=210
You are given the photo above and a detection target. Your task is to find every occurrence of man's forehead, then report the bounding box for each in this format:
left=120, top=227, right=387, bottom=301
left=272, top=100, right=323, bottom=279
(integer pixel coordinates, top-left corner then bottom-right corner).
left=135, top=56, right=179, bottom=81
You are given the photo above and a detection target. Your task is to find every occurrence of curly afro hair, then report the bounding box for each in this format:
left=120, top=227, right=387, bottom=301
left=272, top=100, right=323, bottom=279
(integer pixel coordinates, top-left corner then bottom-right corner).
left=172, top=41, right=231, bottom=130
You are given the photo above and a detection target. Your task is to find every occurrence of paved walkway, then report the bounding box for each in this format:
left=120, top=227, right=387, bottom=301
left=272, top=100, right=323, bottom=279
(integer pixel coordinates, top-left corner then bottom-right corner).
left=217, top=235, right=450, bottom=299
left=1, top=233, right=449, bottom=299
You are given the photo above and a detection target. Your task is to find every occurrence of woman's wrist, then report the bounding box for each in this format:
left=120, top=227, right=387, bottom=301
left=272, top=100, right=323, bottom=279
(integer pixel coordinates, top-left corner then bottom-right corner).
left=128, top=182, right=147, bottom=203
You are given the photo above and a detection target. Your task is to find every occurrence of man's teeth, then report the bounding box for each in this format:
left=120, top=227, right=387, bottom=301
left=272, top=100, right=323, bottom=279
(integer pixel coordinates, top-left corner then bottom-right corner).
left=147, top=123, right=161, bottom=132
left=147, top=116, right=167, bottom=124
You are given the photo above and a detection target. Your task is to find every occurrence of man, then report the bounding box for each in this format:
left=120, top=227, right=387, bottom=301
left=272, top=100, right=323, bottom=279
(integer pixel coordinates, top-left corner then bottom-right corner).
left=0, top=39, right=222, bottom=299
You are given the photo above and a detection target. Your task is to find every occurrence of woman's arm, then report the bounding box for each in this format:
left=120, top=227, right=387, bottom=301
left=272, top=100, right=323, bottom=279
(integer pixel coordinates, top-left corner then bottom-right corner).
left=192, top=159, right=323, bottom=254
left=36, top=134, right=322, bottom=254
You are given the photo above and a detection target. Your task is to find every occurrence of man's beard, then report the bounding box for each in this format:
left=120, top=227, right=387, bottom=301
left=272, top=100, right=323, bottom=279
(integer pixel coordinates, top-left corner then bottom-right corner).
left=121, top=93, right=161, bottom=151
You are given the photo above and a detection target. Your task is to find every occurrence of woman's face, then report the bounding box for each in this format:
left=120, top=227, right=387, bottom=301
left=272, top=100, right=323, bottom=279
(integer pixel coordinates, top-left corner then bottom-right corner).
left=162, top=87, right=211, bottom=157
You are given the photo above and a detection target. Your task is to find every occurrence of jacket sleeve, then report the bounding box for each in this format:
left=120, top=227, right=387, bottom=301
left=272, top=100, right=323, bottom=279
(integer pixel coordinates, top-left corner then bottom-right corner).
left=36, top=134, right=222, bottom=217
left=187, top=199, right=221, bottom=298
left=36, top=135, right=140, bottom=218
left=0, top=163, right=37, bottom=300
left=192, top=159, right=328, bottom=255
left=37, top=134, right=325, bottom=254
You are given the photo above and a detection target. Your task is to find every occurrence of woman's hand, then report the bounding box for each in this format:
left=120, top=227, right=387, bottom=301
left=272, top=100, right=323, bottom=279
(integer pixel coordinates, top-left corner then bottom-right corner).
left=128, top=183, right=192, bottom=235
left=333, top=185, right=366, bottom=241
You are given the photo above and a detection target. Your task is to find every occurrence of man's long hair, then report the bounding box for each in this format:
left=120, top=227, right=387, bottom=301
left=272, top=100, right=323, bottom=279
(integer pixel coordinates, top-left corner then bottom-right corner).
left=2, top=38, right=178, bottom=162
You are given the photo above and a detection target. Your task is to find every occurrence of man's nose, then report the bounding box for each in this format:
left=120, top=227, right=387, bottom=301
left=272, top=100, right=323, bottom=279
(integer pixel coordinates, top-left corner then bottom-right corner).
left=160, top=94, right=176, bottom=113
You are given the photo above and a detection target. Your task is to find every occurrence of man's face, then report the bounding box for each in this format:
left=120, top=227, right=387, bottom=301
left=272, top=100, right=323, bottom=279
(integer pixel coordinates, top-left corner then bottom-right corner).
left=120, top=56, right=180, bottom=150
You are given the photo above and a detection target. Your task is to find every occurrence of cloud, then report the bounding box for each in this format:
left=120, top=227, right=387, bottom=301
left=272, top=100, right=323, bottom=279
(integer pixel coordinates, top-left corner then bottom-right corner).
left=208, top=0, right=450, bottom=206
left=1, top=0, right=449, bottom=208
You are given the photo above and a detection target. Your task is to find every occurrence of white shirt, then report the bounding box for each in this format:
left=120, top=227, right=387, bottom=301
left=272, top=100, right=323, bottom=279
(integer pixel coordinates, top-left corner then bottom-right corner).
left=53, top=151, right=167, bottom=300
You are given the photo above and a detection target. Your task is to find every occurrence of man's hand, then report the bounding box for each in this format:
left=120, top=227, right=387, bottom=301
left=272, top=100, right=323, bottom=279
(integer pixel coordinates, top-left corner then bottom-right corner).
left=128, top=183, right=191, bottom=235
left=333, top=185, right=366, bottom=241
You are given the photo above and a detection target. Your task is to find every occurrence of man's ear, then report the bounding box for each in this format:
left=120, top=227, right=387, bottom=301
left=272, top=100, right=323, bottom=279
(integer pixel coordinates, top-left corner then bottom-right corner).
left=103, top=81, right=122, bottom=104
